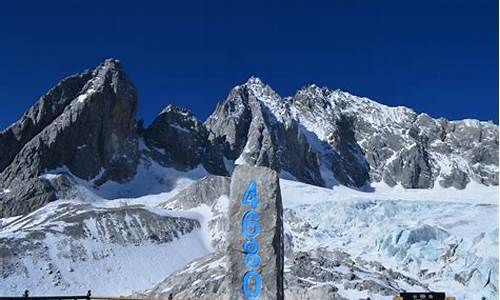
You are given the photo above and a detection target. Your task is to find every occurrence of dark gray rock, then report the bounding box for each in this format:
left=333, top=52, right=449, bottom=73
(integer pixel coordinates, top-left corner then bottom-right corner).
left=143, top=105, right=226, bottom=175
left=0, top=71, right=93, bottom=174
left=383, top=144, right=434, bottom=188
left=206, top=77, right=324, bottom=186
left=0, top=58, right=140, bottom=217
left=144, top=165, right=285, bottom=300
left=0, top=179, right=57, bottom=217
left=205, top=78, right=498, bottom=189
left=1, top=68, right=498, bottom=218
left=145, top=247, right=427, bottom=300
left=439, top=164, right=470, bottom=189
left=328, top=116, right=370, bottom=188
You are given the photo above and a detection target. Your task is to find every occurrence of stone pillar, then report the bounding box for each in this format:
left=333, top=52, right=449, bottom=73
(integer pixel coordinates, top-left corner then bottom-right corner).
left=227, top=165, right=284, bottom=300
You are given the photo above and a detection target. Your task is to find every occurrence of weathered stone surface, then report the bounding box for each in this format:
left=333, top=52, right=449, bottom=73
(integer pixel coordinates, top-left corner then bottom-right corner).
left=226, top=165, right=284, bottom=300
left=439, top=164, right=470, bottom=189
left=383, top=144, right=434, bottom=188
left=205, top=77, right=324, bottom=186
left=0, top=72, right=94, bottom=173
left=144, top=165, right=285, bottom=300
left=143, top=105, right=226, bottom=175
left=141, top=253, right=229, bottom=299
left=206, top=78, right=498, bottom=189
left=2, top=68, right=497, bottom=218
left=284, top=250, right=426, bottom=299
left=0, top=58, right=140, bottom=217
left=145, top=247, right=427, bottom=300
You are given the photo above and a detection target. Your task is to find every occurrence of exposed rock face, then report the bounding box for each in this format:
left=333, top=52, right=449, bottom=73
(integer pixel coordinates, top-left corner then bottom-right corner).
left=0, top=63, right=497, bottom=218
left=206, top=78, right=498, bottom=189
left=383, top=143, right=434, bottom=188
left=142, top=105, right=226, bottom=175
left=142, top=252, right=229, bottom=299
left=205, top=77, right=324, bottom=186
left=0, top=59, right=140, bottom=217
left=161, top=175, right=230, bottom=210
left=0, top=71, right=93, bottom=173
left=284, top=249, right=427, bottom=300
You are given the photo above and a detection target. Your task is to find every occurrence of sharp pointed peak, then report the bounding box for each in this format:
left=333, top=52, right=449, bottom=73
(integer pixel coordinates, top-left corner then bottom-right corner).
left=159, top=104, right=194, bottom=117
left=245, top=76, right=265, bottom=85
left=102, top=57, right=122, bottom=67
left=93, top=58, right=124, bottom=76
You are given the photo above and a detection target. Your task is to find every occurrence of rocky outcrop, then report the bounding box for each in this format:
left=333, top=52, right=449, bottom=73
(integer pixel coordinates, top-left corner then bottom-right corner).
left=285, top=250, right=427, bottom=299
left=0, top=59, right=140, bottom=217
left=145, top=247, right=427, bottom=299
left=148, top=165, right=285, bottom=300
left=142, top=105, right=226, bottom=175
left=383, top=144, right=434, bottom=188
left=0, top=71, right=93, bottom=174
left=206, top=78, right=498, bottom=189
left=160, top=175, right=230, bottom=210
left=205, top=77, right=324, bottom=186
left=0, top=63, right=497, bottom=217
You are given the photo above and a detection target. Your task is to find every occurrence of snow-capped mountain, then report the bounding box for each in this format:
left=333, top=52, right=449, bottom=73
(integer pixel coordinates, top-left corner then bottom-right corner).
left=206, top=76, right=498, bottom=189
left=0, top=59, right=497, bottom=299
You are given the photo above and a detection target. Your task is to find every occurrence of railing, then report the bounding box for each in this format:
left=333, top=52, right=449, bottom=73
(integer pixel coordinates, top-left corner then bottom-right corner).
left=0, top=291, right=168, bottom=300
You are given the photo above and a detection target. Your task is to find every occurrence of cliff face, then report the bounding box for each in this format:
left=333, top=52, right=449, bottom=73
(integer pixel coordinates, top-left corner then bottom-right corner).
left=0, top=61, right=498, bottom=217
left=142, top=104, right=226, bottom=175
left=206, top=78, right=498, bottom=190
left=0, top=59, right=139, bottom=216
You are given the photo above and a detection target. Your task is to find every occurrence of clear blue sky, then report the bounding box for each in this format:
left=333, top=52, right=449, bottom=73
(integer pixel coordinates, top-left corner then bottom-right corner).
left=0, top=0, right=498, bottom=128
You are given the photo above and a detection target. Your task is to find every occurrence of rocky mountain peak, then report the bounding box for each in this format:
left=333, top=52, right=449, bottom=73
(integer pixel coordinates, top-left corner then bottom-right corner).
left=296, top=83, right=331, bottom=98
left=240, top=76, right=283, bottom=107
left=158, top=104, right=194, bottom=118
left=245, top=75, right=265, bottom=86
left=0, top=61, right=498, bottom=217
left=142, top=104, right=226, bottom=175
left=206, top=77, right=498, bottom=190
left=0, top=59, right=139, bottom=217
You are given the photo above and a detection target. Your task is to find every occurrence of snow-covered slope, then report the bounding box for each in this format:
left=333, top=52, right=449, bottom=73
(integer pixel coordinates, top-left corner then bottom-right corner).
left=0, top=158, right=211, bottom=296
left=142, top=172, right=498, bottom=300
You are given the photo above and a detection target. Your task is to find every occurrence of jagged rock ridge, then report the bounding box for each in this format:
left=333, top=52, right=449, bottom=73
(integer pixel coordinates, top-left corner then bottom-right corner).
left=0, top=59, right=139, bottom=217
left=0, top=60, right=498, bottom=219
left=206, top=77, right=498, bottom=189
left=141, top=104, right=226, bottom=175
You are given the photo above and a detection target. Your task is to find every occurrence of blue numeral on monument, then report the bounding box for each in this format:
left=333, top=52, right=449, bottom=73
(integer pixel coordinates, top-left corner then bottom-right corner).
left=242, top=211, right=261, bottom=239
left=245, top=253, right=261, bottom=270
left=243, top=271, right=262, bottom=300
left=242, top=181, right=262, bottom=299
left=241, top=181, right=259, bottom=208
left=243, top=240, right=259, bottom=254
